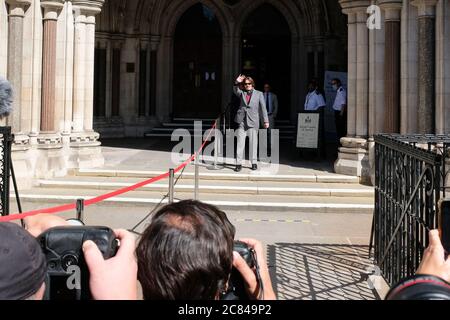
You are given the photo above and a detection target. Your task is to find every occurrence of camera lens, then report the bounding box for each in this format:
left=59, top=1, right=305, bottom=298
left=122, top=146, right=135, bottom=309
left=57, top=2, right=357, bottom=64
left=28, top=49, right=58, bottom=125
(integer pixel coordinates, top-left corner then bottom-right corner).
left=62, top=254, right=79, bottom=271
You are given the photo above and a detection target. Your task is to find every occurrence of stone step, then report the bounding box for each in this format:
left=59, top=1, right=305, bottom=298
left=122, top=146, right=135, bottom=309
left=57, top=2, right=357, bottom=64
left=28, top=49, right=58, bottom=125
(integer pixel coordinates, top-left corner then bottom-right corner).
left=37, top=179, right=374, bottom=198
left=144, top=133, right=294, bottom=140
left=161, top=121, right=296, bottom=132
left=13, top=188, right=374, bottom=214
left=73, top=168, right=361, bottom=184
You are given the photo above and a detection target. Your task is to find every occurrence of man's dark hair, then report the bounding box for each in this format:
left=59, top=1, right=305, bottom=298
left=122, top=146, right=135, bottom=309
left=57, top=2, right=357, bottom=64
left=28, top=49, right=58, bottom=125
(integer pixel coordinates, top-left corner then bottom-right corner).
left=332, top=78, right=342, bottom=86
left=136, top=200, right=236, bottom=300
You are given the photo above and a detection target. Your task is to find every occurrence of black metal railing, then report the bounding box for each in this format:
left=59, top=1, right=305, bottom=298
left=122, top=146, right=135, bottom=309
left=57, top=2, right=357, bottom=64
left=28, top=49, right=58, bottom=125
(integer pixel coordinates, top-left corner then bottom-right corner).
left=0, top=126, right=12, bottom=216
left=373, top=134, right=450, bottom=287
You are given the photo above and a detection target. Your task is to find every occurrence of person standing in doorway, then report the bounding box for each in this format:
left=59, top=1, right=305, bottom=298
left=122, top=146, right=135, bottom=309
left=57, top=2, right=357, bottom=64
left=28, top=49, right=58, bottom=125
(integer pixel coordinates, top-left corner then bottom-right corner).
left=304, top=79, right=327, bottom=157
left=262, top=83, right=278, bottom=157
left=332, top=78, right=347, bottom=145
left=233, top=74, right=269, bottom=172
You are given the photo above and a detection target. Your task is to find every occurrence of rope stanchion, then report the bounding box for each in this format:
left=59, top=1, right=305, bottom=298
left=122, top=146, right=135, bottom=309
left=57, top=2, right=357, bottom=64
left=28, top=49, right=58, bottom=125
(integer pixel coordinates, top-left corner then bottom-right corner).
left=0, top=121, right=217, bottom=223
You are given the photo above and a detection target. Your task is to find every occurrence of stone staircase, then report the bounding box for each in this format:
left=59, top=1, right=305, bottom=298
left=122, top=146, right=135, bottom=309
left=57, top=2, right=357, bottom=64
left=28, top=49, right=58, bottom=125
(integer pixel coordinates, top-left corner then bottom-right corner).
left=17, top=168, right=374, bottom=214
left=144, top=118, right=297, bottom=141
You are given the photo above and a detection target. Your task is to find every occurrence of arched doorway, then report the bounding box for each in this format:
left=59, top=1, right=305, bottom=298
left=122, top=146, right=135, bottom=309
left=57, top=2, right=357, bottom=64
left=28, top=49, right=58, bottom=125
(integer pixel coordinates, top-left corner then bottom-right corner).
left=241, top=4, right=291, bottom=120
left=173, top=3, right=222, bottom=119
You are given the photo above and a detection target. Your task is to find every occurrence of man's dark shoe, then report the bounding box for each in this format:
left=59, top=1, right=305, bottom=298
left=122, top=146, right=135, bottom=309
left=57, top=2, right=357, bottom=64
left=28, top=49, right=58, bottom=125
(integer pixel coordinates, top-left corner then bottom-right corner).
left=251, top=164, right=258, bottom=171
left=235, top=165, right=242, bottom=172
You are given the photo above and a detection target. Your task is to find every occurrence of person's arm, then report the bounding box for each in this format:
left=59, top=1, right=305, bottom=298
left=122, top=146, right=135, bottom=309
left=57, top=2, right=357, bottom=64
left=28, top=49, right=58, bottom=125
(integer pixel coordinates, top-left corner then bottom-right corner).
left=24, top=214, right=70, bottom=237
left=340, top=90, right=347, bottom=116
left=416, top=230, right=450, bottom=282
left=233, top=74, right=245, bottom=96
left=386, top=230, right=450, bottom=300
left=83, top=229, right=138, bottom=300
left=232, top=238, right=276, bottom=300
left=259, top=93, right=269, bottom=129
left=317, top=93, right=326, bottom=109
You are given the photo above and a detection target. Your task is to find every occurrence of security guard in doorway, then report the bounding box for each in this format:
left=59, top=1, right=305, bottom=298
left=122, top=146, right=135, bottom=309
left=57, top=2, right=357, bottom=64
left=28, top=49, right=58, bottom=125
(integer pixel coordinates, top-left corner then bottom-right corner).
left=332, top=78, right=347, bottom=144
left=304, top=79, right=326, bottom=157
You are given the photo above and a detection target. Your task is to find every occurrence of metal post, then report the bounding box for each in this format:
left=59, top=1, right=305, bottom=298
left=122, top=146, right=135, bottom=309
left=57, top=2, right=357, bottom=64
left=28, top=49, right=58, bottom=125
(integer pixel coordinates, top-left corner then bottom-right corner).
left=169, top=168, right=174, bottom=203
left=207, top=117, right=223, bottom=171
left=76, top=199, right=85, bottom=222
left=194, top=153, right=199, bottom=200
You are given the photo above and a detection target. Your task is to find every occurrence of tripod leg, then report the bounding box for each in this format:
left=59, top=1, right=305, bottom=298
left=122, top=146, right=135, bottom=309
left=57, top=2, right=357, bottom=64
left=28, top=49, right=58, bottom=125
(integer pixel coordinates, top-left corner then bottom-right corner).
left=10, top=156, right=24, bottom=227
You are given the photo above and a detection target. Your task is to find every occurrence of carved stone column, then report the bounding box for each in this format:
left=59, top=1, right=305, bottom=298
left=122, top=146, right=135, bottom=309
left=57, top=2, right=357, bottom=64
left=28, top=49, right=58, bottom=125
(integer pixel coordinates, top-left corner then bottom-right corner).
left=338, top=0, right=371, bottom=182
left=40, top=0, right=63, bottom=133
left=380, top=1, right=402, bottom=133
left=5, top=0, right=31, bottom=134
left=71, top=0, right=104, bottom=147
left=412, top=0, right=438, bottom=134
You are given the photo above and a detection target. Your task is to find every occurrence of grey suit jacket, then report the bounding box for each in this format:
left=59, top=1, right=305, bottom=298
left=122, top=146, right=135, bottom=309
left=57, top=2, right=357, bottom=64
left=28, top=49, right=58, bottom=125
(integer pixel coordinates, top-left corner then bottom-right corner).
left=233, top=86, right=269, bottom=129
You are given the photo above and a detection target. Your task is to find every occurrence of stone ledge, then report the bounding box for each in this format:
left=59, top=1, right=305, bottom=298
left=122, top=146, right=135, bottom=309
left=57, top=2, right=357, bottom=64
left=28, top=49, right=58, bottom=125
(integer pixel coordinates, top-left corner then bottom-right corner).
left=70, top=131, right=100, bottom=146
left=37, top=133, right=62, bottom=150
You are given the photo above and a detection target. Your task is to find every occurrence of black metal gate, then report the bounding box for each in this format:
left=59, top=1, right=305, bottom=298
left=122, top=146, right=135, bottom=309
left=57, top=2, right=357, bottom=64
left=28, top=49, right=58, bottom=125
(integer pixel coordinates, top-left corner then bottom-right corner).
left=0, top=126, right=12, bottom=216
left=373, top=134, right=450, bottom=287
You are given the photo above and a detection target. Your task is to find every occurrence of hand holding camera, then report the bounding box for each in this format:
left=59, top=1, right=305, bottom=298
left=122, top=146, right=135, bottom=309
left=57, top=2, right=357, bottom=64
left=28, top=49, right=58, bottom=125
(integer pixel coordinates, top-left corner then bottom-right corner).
left=38, top=226, right=137, bottom=300
left=231, top=238, right=276, bottom=300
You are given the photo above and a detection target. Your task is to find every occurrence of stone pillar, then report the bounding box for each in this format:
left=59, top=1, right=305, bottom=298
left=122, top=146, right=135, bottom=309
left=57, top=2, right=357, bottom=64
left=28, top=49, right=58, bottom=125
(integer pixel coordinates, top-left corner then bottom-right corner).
left=40, top=0, right=63, bottom=133
left=346, top=12, right=357, bottom=136
left=355, top=10, right=369, bottom=137
left=71, top=0, right=104, bottom=146
left=72, top=10, right=86, bottom=133
left=84, top=13, right=97, bottom=132
left=435, top=0, right=450, bottom=134
left=0, top=0, right=8, bottom=77
left=149, top=35, right=160, bottom=117
left=6, top=0, right=31, bottom=133
left=105, top=40, right=112, bottom=118
left=400, top=1, right=419, bottom=134
left=412, top=0, right=438, bottom=134
left=380, top=1, right=402, bottom=133
left=368, top=2, right=385, bottom=136
left=338, top=0, right=371, bottom=182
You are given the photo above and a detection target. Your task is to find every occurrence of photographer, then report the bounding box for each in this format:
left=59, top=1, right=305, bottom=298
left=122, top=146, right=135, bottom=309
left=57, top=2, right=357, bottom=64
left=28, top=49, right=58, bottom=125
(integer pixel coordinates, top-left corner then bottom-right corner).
left=0, top=222, right=47, bottom=300
left=136, top=200, right=276, bottom=300
left=386, top=230, right=450, bottom=300
left=1, top=214, right=138, bottom=300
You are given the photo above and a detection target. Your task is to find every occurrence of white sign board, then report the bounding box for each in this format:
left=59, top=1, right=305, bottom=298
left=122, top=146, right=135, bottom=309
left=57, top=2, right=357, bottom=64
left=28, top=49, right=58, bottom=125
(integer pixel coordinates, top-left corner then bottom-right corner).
left=296, top=113, right=320, bottom=149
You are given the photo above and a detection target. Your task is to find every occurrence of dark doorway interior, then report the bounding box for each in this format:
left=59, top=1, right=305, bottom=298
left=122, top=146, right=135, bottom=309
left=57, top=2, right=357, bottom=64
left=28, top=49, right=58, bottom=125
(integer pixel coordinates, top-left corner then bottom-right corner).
left=241, top=4, right=291, bottom=120
left=173, top=4, right=222, bottom=119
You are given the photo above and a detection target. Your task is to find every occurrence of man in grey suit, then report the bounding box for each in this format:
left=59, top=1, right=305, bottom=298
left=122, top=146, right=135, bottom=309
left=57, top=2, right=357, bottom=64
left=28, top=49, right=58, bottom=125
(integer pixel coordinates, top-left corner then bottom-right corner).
left=233, top=74, right=269, bottom=172
left=263, top=83, right=278, bottom=157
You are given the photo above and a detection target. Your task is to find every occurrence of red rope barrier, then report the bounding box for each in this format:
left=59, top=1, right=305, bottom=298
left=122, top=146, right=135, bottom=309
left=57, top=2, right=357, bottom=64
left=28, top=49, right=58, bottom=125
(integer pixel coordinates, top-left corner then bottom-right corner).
left=0, top=121, right=217, bottom=223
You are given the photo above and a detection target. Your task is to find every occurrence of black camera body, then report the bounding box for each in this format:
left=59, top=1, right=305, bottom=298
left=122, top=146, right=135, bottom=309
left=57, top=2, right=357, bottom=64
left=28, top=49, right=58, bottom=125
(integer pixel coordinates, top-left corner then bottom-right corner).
left=38, top=226, right=119, bottom=300
left=222, top=241, right=258, bottom=300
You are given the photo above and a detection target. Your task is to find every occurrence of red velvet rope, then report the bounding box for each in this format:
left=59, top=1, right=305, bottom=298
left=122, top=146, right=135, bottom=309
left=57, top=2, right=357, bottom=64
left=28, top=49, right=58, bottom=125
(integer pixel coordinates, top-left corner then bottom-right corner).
left=0, top=122, right=217, bottom=223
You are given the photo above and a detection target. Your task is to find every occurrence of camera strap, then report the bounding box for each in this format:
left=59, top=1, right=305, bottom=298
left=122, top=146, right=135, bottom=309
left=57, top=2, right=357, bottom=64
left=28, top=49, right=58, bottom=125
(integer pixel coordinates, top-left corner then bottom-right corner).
left=251, top=249, right=264, bottom=300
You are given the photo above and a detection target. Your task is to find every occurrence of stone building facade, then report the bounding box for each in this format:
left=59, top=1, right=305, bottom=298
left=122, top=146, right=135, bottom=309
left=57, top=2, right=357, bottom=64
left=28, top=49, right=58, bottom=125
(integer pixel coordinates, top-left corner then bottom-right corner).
left=1, top=0, right=449, bottom=185
left=336, top=0, right=450, bottom=182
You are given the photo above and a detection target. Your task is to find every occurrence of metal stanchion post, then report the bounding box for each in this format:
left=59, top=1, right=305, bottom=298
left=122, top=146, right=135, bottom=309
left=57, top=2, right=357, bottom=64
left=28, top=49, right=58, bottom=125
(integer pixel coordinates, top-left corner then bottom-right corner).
left=76, top=199, right=85, bottom=222
left=169, top=168, right=174, bottom=203
left=194, top=153, right=199, bottom=200
left=207, top=117, right=224, bottom=171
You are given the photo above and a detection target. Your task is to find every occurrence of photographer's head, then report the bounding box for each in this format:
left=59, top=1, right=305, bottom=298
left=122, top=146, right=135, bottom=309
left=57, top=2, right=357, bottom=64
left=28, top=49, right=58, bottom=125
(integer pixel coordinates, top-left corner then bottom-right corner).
left=136, top=200, right=235, bottom=300
left=0, top=222, right=46, bottom=300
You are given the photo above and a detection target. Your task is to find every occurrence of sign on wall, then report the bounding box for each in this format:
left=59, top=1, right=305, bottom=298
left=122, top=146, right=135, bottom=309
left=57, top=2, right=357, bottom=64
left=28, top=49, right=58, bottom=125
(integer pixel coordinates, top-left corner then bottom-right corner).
left=296, top=113, right=320, bottom=149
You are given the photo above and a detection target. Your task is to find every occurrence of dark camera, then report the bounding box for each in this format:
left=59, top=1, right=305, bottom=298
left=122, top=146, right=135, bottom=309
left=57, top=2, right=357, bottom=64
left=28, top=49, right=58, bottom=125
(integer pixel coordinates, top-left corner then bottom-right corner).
left=37, top=226, right=119, bottom=300
left=221, top=241, right=258, bottom=300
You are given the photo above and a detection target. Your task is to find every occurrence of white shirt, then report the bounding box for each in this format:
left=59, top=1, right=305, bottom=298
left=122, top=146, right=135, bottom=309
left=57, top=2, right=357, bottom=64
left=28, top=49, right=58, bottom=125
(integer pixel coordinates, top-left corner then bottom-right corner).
left=304, top=90, right=326, bottom=111
left=333, top=87, right=347, bottom=111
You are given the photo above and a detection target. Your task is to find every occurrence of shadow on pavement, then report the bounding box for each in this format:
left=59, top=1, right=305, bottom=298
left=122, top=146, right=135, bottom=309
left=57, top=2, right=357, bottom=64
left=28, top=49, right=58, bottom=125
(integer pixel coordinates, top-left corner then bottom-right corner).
left=267, top=243, right=381, bottom=300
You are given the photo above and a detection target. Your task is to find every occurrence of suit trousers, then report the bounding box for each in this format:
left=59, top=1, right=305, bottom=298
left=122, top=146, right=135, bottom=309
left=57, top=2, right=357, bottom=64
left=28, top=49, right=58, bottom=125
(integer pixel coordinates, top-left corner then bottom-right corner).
left=236, top=122, right=258, bottom=165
